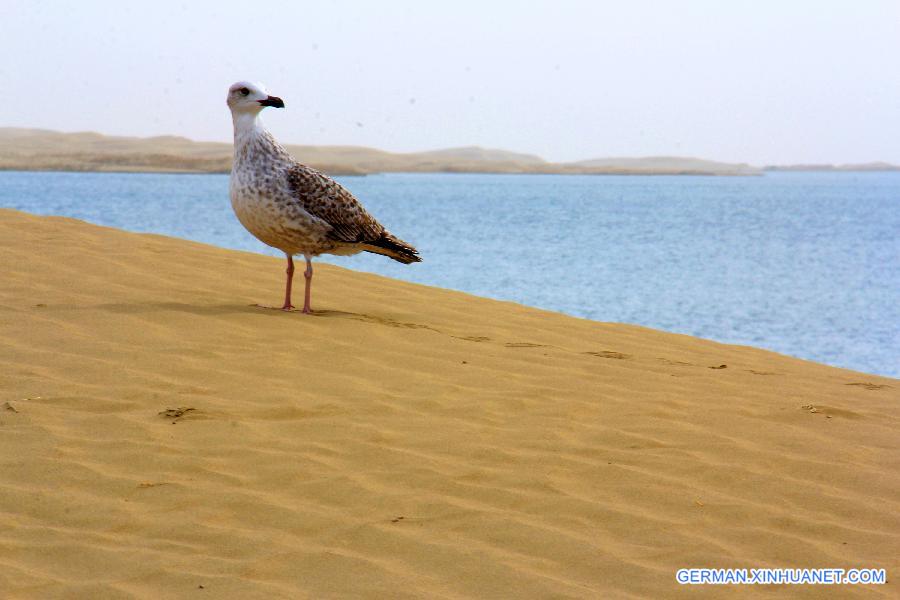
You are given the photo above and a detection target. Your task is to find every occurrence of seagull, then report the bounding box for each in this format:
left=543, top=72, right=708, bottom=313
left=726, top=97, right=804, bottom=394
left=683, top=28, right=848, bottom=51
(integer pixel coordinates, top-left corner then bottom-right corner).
left=227, top=81, right=420, bottom=313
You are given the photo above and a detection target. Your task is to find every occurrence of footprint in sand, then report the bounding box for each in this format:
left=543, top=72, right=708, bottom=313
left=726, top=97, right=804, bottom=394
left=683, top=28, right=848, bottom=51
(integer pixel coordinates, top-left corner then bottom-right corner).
left=158, top=407, right=197, bottom=423
left=801, top=404, right=862, bottom=419
left=657, top=358, right=694, bottom=367
left=845, top=382, right=890, bottom=391
left=583, top=351, right=631, bottom=360
left=376, top=319, right=434, bottom=331
left=297, top=310, right=439, bottom=332
left=346, top=313, right=437, bottom=331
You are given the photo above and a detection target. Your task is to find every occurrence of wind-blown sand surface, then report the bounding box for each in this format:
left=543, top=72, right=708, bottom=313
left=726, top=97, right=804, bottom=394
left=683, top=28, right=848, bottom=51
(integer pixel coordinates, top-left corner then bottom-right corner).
left=1, top=208, right=897, bottom=598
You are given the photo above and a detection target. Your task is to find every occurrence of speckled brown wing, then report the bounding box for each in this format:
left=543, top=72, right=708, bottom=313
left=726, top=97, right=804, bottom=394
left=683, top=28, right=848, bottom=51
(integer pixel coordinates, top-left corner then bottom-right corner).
left=285, top=163, right=421, bottom=263
left=285, top=164, right=384, bottom=243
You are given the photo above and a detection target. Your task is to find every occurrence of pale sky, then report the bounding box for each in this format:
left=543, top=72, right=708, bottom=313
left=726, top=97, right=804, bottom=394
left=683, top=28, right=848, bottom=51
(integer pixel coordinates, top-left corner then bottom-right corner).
left=2, top=0, right=898, bottom=164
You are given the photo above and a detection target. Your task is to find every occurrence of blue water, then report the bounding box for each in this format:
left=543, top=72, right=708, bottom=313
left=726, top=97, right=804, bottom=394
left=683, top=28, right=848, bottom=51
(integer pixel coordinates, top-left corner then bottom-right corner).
left=2, top=170, right=898, bottom=378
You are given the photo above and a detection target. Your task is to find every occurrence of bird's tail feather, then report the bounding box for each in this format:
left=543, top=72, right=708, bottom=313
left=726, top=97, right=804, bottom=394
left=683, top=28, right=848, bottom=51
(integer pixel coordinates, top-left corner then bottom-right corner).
left=363, top=232, right=421, bottom=264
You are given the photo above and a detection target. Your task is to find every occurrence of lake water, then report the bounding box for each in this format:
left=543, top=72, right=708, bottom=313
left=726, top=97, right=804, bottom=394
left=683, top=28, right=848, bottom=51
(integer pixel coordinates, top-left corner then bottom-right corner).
left=2, top=170, right=898, bottom=378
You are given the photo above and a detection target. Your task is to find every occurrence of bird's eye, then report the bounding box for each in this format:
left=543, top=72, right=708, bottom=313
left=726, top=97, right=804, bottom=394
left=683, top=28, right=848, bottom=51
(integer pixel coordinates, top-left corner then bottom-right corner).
left=240, top=87, right=250, bottom=96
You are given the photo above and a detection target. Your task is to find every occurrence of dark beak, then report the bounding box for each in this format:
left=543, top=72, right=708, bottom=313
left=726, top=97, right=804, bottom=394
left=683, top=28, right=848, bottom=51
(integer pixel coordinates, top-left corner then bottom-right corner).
left=258, top=95, right=285, bottom=108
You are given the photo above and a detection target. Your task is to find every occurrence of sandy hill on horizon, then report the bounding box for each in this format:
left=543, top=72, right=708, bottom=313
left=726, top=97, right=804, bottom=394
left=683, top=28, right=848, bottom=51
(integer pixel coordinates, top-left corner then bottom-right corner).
left=0, top=208, right=897, bottom=598
left=0, top=127, right=762, bottom=176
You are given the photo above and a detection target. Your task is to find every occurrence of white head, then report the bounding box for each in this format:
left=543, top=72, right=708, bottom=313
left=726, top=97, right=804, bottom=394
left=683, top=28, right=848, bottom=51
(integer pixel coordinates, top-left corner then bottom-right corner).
left=226, top=81, right=285, bottom=115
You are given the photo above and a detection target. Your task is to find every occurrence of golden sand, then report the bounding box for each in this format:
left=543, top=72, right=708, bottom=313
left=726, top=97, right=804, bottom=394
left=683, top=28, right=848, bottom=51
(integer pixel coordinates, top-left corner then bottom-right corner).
left=0, top=208, right=897, bottom=598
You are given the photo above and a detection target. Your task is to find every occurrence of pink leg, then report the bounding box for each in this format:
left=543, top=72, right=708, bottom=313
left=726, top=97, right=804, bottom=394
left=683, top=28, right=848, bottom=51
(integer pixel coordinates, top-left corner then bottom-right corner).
left=302, top=256, right=313, bottom=314
left=282, top=254, right=295, bottom=310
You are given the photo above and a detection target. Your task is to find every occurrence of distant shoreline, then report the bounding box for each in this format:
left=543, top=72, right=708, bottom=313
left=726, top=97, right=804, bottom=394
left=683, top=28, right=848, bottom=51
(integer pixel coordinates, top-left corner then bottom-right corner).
left=0, top=167, right=773, bottom=177
left=764, top=165, right=900, bottom=173
left=5, top=166, right=900, bottom=178
left=1, top=127, right=896, bottom=177
left=0, top=166, right=368, bottom=177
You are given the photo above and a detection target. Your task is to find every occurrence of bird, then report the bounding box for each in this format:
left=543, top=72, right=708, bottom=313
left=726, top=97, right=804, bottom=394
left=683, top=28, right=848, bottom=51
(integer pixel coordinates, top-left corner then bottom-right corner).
left=227, top=81, right=420, bottom=314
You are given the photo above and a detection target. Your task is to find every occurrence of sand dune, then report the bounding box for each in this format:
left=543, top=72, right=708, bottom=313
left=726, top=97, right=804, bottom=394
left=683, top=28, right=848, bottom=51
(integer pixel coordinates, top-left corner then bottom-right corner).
left=0, top=208, right=897, bottom=598
left=0, top=128, right=761, bottom=176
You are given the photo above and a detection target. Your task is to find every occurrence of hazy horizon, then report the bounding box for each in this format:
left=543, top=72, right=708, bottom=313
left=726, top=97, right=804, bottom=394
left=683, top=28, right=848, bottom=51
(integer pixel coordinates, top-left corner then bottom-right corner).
left=3, top=1, right=898, bottom=165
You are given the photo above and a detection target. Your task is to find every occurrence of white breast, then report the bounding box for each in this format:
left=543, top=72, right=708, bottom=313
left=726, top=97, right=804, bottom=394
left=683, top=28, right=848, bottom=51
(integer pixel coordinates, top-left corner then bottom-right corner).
left=229, top=117, right=335, bottom=255
left=230, top=168, right=331, bottom=255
